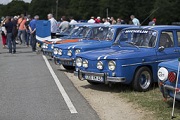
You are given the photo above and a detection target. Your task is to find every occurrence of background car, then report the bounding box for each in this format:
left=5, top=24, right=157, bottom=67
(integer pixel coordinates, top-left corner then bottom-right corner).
left=75, top=26, right=180, bottom=92
left=53, top=25, right=135, bottom=70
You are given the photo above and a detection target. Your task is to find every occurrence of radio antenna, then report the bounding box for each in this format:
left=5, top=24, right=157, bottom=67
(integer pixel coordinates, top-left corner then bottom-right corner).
left=140, top=7, right=159, bottom=26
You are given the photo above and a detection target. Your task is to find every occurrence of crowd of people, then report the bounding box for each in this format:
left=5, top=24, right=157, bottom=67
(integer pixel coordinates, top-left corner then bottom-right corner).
left=1, top=14, right=39, bottom=53
left=1, top=13, right=156, bottom=53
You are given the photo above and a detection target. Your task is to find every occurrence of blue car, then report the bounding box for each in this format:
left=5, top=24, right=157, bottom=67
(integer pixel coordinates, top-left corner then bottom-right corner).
left=158, top=58, right=180, bottom=100
left=53, top=25, right=135, bottom=70
left=42, top=24, right=98, bottom=57
left=75, top=26, right=180, bottom=92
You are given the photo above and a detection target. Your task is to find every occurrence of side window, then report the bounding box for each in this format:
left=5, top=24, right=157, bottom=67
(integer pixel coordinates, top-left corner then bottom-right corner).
left=177, top=31, right=180, bottom=46
left=159, top=31, right=174, bottom=48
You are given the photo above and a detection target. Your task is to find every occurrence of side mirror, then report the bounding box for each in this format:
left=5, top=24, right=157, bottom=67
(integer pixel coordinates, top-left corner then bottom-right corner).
left=158, top=46, right=165, bottom=52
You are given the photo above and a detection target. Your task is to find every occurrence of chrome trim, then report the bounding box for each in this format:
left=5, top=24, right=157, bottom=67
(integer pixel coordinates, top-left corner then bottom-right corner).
left=161, top=84, right=180, bottom=99
left=122, top=59, right=171, bottom=67
left=54, top=57, right=75, bottom=66
left=77, top=70, right=126, bottom=83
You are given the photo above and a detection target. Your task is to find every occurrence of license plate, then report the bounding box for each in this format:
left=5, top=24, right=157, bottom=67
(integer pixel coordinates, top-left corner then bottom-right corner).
left=84, top=75, right=103, bottom=82
left=61, top=61, right=72, bottom=65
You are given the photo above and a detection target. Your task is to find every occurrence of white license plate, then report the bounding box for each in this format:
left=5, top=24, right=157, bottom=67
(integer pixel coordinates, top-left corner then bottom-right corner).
left=84, top=75, right=103, bottom=82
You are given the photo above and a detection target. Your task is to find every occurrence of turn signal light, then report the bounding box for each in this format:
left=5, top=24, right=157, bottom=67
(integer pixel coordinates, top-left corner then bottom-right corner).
left=168, top=72, right=177, bottom=83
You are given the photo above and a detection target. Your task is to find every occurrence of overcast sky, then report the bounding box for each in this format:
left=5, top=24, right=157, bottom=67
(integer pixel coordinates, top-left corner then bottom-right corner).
left=0, top=0, right=32, bottom=5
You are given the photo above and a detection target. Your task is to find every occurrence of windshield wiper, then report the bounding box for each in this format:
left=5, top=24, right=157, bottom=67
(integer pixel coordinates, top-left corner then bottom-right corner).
left=112, top=42, right=121, bottom=48
left=125, top=41, right=139, bottom=49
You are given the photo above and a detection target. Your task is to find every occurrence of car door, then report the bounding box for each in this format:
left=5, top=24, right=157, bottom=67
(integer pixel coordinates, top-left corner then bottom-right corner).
left=156, top=30, right=180, bottom=61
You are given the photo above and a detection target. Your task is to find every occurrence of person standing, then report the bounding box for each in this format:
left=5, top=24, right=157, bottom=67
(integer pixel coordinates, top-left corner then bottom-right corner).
left=47, top=13, right=58, bottom=38
left=17, top=14, right=26, bottom=45
left=148, top=18, right=156, bottom=26
left=130, top=15, right=140, bottom=26
left=25, top=16, right=31, bottom=47
left=69, top=16, right=77, bottom=24
left=4, top=16, right=16, bottom=54
left=95, top=16, right=101, bottom=23
left=103, top=18, right=111, bottom=25
left=88, top=16, right=95, bottom=23
left=59, top=16, right=69, bottom=33
left=29, top=15, right=39, bottom=52
left=1, top=18, right=7, bottom=48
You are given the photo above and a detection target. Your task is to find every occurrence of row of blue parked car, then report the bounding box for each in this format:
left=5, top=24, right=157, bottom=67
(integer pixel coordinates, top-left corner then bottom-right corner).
left=36, top=21, right=180, bottom=100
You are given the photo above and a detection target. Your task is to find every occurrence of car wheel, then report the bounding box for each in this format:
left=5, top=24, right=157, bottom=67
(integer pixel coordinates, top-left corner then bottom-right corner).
left=132, top=67, right=153, bottom=92
left=62, top=65, right=75, bottom=70
left=87, top=80, right=100, bottom=85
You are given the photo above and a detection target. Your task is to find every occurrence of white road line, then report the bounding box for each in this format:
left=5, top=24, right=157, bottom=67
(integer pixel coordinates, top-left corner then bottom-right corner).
left=42, top=55, right=78, bottom=114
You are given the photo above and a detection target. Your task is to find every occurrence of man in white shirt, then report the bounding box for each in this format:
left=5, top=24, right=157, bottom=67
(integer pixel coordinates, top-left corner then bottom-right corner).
left=69, top=17, right=77, bottom=24
left=130, top=15, right=140, bottom=26
left=88, top=16, right=95, bottom=23
left=47, top=13, right=58, bottom=38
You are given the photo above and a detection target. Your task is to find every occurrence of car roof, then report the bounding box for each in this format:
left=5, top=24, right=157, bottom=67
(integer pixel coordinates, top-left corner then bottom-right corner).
left=123, top=25, right=180, bottom=31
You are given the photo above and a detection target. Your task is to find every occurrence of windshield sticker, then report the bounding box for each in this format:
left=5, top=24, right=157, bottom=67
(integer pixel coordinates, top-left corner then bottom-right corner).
left=125, top=30, right=149, bottom=34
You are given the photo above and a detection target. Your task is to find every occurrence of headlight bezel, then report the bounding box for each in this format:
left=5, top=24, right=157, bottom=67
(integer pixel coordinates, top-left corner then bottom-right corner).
left=58, top=49, right=62, bottom=56
left=97, top=61, right=103, bottom=70
left=83, top=59, right=88, bottom=68
left=108, top=60, right=116, bottom=71
left=158, top=67, right=168, bottom=82
left=51, top=44, right=54, bottom=49
left=67, top=49, right=72, bottom=56
left=75, top=49, right=81, bottom=55
left=76, top=58, right=82, bottom=67
left=53, top=48, right=58, bottom=55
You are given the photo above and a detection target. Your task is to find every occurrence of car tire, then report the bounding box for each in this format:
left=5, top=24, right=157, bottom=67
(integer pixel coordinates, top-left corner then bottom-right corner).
left=132, top=67, right=153, bottom=92
left=62, top=65, right=75, bottom=70
left=87, top=80, right=100, bottom=85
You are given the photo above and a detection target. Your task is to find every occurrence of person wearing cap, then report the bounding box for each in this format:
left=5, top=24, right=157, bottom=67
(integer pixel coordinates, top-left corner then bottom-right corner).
left=95, top=16, right=101, bottom=23
left=29, top=15, right=39, bottom=52
left=88, top=16, right=95, bottom=23
left=130, top=15, right=140, bottom=26
left=148, top=18, right=156, bottom=26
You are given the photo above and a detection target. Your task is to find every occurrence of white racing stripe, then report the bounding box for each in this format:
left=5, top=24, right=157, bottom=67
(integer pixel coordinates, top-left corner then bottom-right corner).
left=42, top=55, right=78, bottom=114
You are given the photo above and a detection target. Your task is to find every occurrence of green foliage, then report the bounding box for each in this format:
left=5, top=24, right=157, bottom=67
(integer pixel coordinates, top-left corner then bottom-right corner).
left=0, top=0, right=179, bottom=24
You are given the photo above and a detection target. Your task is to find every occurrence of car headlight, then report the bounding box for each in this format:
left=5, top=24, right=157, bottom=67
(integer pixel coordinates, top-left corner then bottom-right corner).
left=158, top=67, right=168, bottom=81
left=97, top=61, right=103, bottom=70
left=53, top=48, right=58, bottom=55
left=75, top=49, right=81, bottom=55
left=67, top=50, right=72, bottom=56
left=45, top=43, right=48, bottom=49
left=83, top=60, right=88, bottom=68
left=42, top=43, right=46, bottom=48
left=108, top=60, right=116, bottom=71
left=58, top=49, right=62, bottom=55
left=51, top=44, right=54, bottom=49
left=76, top=58, right=82, bottom=67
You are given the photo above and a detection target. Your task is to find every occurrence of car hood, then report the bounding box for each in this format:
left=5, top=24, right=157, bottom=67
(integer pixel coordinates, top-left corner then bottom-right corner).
left=54, top=40, right=111, bottom=49
left=77, top=46, right=156, bottom=60
left=159, top=59, right=179, bottom=70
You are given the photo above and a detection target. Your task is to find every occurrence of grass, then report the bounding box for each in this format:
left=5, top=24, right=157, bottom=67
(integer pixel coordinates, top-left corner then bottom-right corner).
left=117, top=84, right=180, bottom=120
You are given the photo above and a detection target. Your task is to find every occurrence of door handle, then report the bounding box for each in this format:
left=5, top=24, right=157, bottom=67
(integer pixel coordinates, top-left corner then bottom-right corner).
left=174, top=49, right=180, bottom=52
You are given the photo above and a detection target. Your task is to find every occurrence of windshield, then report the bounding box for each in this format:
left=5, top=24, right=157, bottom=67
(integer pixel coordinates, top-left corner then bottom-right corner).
left=60, top=24, right=75, bottom=35
left=86, top=27, right=114, bottom=40
left=114, top=29, right=157, bottom=48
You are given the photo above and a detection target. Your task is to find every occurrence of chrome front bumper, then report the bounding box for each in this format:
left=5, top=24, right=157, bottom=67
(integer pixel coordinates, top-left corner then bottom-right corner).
left=54, top=57, right=75, bottom=66
left=43, top=49, right=53, bottom=57
left=74, top=70, right=126, bottom=84
left=160, top=83, right=180, bottom=99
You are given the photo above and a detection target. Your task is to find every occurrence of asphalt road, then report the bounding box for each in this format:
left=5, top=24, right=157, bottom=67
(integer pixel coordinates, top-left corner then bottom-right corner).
left=0, top=43, right=100, bottom=120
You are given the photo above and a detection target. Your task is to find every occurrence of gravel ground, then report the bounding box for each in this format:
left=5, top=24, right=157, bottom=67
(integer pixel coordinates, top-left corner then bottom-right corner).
left=59, top=66, right=155, bottom=120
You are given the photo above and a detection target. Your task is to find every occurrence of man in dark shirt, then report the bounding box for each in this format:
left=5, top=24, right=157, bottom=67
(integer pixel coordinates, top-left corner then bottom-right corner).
left=5, top=16, right=16, bottom=53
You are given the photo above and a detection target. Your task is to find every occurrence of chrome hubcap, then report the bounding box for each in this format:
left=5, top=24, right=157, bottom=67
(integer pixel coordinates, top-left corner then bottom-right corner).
left=139, top=71, right=151, bottom=89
